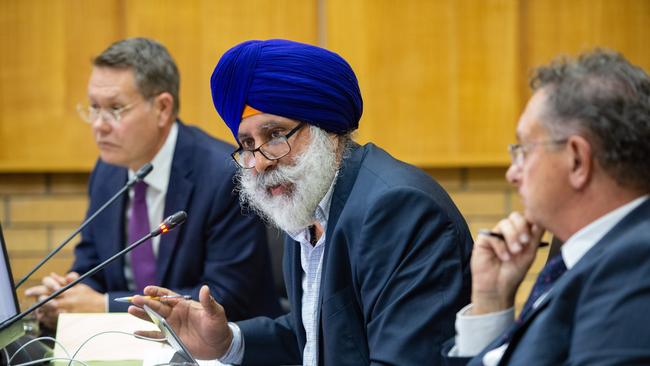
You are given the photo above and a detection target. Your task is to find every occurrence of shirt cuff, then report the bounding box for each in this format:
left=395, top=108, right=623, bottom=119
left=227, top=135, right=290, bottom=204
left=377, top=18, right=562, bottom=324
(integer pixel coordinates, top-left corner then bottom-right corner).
left=218, top=322, right=244, bottom=365
left=452, top=303, right=514, bottom=357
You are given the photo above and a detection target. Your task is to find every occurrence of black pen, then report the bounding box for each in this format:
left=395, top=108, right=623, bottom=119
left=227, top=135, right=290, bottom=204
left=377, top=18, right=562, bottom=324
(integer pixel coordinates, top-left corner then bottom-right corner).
left=478, top=229, right=550, bottom=248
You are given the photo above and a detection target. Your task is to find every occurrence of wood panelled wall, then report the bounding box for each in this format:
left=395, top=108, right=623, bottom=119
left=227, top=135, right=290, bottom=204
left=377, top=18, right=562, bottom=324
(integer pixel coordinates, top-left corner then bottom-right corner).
left=1, top=0, right=648, bottom=171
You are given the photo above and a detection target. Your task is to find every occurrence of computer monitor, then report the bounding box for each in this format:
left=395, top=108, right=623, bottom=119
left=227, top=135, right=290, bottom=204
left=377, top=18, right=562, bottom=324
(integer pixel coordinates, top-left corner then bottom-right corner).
left=0, top=222, right=24, bottom=350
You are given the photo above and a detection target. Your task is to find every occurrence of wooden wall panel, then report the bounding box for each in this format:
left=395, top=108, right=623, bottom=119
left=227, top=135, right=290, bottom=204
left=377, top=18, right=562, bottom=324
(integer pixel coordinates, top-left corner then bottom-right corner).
left=0, top=0, right=121, bottom=171
left=0, top=0, right=317, bottom=171
left=326, top=0, right=520, bottom=167
left=0, top=0, right=648, bottom=171
left=522, top=0, right=650, bottom=87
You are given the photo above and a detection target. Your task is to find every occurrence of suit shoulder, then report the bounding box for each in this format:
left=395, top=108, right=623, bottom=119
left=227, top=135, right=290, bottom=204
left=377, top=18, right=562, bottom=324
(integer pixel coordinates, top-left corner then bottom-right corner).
left=342, top=143, right=468, bottom=231
left=354, top=143, right=455, bottom=206
left=180, top=123, right=235, bottom=154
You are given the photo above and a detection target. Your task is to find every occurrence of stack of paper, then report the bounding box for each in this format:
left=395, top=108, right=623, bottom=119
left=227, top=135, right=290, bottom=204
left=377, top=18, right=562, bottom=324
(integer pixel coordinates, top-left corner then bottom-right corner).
left=54, top=312, right=165, bottom=366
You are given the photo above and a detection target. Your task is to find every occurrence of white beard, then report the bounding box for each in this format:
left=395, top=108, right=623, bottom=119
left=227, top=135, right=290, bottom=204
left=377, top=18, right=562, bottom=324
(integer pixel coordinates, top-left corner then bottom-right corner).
left=236, top=125, right=339, bottom=233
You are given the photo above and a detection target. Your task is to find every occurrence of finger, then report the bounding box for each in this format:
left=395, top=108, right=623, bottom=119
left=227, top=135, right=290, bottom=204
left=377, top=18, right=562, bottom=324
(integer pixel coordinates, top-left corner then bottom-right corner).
left=65, top=272, right=80, bottom=283
left=508, top=212, right=533, bottom=246
left=505, top=212, right=533, bottom=254
left=131, top=295, right=172, bottom=317
left=24, top=285, right=48, bottom=297
left=477, top=233, right=511, bottom=262
left=134, top=330, right=165, bottom=340
left=128, top=305, right=151, bottom=322
left=38, top=296, right=58, bottom=308
left=49, top=272, right=68, bottom=285
left=42, top=276, right=62, bottom=291
left=143, top=286, right=177, bottom=297
left=497, top=217, right=522, bottom=255
left=199, top=285, right=223, bottom=317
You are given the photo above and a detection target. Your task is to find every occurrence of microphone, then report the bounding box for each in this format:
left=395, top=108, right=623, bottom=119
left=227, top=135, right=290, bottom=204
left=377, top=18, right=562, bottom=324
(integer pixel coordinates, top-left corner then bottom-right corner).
left=1, top=211, right=186, bottom=330
left=14, top=163, right=153, bottom=289
left=152, top=211, right=187, bottom=236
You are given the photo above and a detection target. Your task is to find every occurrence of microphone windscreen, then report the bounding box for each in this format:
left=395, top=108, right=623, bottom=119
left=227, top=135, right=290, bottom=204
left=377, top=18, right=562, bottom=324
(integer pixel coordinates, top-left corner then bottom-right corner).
left=152, top=211, right=187, bottom=236
left=136, top=163, right=154, bottom=180
left=164, top=211, right=187, bottom=229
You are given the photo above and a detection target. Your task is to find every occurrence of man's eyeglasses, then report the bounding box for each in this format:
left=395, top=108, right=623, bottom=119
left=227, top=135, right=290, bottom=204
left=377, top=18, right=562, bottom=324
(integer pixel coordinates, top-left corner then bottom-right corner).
left=76, top=101, right=141, bottom=126
left=508, top=139, right=568, bottom=167
left=231, top=123, right=305, bottom=169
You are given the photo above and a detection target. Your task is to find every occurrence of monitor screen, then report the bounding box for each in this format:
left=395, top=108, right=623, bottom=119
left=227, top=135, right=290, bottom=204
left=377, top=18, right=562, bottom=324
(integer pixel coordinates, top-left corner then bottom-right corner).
left=0, top=222, right=23, bottom=349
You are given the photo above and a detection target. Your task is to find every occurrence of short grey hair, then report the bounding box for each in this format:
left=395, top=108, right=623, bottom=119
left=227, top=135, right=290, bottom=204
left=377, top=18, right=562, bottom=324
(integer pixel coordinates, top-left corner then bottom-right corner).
left=531, top=49, right=650, bottom=192
left=93, top=37, right=180, bottom=116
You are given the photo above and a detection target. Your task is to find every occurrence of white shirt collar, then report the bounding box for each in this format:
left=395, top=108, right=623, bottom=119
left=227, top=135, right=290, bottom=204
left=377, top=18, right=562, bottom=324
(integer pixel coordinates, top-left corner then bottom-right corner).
left=128, top=121, right=178, bottom=194
left=561, top=195, right=649, bottom=269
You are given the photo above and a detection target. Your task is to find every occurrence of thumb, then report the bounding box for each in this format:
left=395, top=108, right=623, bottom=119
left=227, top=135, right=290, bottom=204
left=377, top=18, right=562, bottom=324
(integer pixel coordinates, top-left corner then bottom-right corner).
left=199, top=285, right=223, bottom=317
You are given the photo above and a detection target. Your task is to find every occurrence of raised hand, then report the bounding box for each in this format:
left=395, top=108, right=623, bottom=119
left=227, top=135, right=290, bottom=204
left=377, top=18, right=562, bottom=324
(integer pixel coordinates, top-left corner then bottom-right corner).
left=129, top=285, right=233, bottom=360
left=470, top=212, right=545, bottom=315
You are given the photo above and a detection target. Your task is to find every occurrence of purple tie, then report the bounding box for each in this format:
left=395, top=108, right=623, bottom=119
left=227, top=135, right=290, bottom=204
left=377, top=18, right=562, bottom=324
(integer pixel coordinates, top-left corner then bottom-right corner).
left=128, top=180, right=157, bottom=292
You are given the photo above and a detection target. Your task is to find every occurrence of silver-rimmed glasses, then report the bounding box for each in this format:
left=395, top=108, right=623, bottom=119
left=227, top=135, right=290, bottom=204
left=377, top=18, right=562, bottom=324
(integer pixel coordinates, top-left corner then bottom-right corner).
left=76, top=101, right=141, bottom=126
left=508, top=139, right=568, bottom=167
left=231, top=123, right=305, bottom=169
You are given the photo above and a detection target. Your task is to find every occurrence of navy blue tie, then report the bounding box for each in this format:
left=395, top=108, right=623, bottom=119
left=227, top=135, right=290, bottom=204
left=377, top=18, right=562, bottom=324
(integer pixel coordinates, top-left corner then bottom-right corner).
left=496, top=254, right=567, bottom=346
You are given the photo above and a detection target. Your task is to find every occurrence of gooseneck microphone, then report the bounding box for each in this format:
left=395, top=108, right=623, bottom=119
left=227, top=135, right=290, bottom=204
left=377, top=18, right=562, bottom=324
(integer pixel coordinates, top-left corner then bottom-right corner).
left=14, top=163, right=154, bottom=289
left=1, top=211, right=187, bottom=330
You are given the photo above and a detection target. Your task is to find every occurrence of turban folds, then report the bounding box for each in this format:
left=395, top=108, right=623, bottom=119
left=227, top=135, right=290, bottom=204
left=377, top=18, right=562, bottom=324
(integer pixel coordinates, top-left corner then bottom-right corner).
left=210, top=39, right=363, bottom=140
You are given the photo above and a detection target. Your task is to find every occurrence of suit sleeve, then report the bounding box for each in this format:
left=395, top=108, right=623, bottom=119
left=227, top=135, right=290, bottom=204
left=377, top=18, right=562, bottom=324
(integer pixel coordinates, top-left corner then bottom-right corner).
left=568, top=238, right=650, bottom=366
left=237, top=313, right=302, bottom=365
left=356, top=187, right=472, bottom=365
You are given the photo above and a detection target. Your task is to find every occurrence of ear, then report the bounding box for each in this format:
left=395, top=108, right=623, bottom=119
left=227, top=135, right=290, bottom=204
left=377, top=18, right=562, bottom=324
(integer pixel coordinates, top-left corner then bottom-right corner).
left=153, top=92, right=174, bottom=127
left=566, top=135, right=593, bottom=190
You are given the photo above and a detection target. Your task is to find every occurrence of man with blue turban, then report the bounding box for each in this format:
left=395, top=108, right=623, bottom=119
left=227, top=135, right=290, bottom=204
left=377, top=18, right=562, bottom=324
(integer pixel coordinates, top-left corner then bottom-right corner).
left=130, top=39, right=473, bottom=365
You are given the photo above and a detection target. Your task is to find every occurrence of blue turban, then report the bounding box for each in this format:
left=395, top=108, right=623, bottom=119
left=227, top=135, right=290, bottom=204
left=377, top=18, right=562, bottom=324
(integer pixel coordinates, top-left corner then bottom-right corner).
left=210, top=39, right=363, bottom=140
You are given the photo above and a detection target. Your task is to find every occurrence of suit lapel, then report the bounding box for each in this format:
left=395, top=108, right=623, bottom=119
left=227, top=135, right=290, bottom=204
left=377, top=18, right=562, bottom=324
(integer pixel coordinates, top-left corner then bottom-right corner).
left=157, top=123, right=194, bottom=284
left=317, top=143, right=365, bottom=364
left=319, top=143, right=364, bottom=297
left=101, top=167, right=129, bottom=287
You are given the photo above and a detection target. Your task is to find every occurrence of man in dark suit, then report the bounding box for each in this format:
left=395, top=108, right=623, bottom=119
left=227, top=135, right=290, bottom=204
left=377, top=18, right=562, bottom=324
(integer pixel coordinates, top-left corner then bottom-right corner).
left=25, top=38, right=281, bottom=328
left=130, top=39, right=473, bottom=365
left=442, top=49, right=650, bottom=365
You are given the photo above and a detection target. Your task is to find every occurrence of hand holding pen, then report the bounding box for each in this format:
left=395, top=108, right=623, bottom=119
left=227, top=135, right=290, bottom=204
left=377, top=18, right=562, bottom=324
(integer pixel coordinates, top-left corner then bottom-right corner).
left=114, top=294, right=192, bottom=303
left=470, top=212, right=545, bottom=315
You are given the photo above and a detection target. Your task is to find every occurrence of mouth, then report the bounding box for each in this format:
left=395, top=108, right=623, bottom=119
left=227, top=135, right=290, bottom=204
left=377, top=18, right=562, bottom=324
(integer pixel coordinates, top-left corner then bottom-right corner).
left=97, top=141, right=119, bottom=150
left=267, top=183, right=293, bottom=197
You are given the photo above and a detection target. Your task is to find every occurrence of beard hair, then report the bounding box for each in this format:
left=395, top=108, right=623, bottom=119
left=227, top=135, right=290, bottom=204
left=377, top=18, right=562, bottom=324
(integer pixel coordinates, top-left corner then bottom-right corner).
left=236, top=125, right=339, bottom=233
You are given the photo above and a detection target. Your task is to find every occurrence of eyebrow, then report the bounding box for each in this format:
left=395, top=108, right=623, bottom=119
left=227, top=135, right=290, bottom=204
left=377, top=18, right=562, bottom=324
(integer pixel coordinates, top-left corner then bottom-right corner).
left=87, top=94, right=127, bottom=106
left=237, top=120, right=292, bottom=141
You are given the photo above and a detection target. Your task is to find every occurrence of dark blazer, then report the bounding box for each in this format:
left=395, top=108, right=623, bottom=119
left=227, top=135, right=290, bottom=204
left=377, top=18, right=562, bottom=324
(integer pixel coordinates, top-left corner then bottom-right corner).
left=238, top=143, right=473, bottom=365
left=442, top=197, right=650, bottom=366
left=71, top=121, right=282, bottom=320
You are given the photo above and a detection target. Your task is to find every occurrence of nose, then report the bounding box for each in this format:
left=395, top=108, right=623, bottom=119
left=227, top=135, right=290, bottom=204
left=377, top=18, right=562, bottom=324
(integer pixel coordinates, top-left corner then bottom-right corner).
left=253, top=152, right=277, bottom=174
left=505, top=163, right=521, bottom=186
left=91, top=113, right=112, bottom=135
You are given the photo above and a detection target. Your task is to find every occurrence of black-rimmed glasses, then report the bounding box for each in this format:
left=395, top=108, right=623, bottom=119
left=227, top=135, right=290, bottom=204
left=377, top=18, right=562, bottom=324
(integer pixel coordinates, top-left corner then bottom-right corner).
left=231, top=123, right=305, bottom=169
